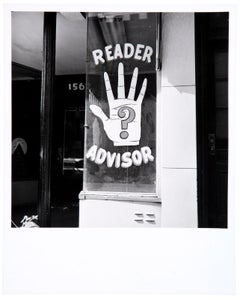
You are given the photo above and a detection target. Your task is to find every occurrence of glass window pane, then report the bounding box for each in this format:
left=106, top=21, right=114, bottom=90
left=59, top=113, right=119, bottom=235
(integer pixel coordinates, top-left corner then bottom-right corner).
left=54, top=13, right=87, bottom=211
left=56, top=12, right=87, bottom=75
left=84, top=13, right=158, bottom=193
left=63, top=110, right=85, bottom=157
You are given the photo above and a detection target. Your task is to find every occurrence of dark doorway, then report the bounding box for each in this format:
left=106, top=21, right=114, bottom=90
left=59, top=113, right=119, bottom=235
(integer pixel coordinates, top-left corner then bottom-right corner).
left=11, top=12, right=87, bottom=227
left=195, top=13, right=229, bottom=228
left=11, top=72, right=86, bottom=227
left=50, top=75, right=85, bottom=227
left=11, top=66, right=41, bottom=227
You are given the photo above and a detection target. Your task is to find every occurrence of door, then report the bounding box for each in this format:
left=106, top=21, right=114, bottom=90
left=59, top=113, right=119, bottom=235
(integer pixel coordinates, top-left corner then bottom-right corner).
left=50, top=75, right=86, bottom=227
left=48, top=12, right=87, bottom=227
left=195, top=13, right=228, bottom=228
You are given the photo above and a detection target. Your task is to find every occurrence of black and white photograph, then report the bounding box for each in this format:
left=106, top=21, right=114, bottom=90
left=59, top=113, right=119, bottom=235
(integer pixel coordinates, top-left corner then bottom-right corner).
left=1, top=0, right=239, bottom=296
left=11, top=10, right=229, bottom=228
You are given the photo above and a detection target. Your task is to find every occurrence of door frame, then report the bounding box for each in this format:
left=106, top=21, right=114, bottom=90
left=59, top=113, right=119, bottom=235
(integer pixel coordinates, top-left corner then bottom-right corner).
left=195, top=12, right=229, bottom=228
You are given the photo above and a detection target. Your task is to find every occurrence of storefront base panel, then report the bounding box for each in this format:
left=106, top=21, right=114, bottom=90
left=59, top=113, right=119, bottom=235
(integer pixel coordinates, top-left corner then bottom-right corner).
left=79, top=200, right=161, bottom=227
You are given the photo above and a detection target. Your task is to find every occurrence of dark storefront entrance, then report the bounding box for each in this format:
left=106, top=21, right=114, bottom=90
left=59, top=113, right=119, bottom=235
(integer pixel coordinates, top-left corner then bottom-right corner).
left=51, top=75, right=85, bottom=226
left=195, top=12, right=229, bottom=228
left=12, top=72, right=86, bottom=227
left=11, top=12, right=87, bottom=227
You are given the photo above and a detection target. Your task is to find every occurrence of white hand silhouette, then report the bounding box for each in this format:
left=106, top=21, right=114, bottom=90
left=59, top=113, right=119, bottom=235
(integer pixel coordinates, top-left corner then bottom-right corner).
left=90, top=62, right=147, bottom=146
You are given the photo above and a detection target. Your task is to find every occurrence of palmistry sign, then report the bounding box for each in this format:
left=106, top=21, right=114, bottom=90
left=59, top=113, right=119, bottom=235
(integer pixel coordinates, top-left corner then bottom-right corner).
left=90, top=62, right=146, bottom=147
left=86, top=42, right=155, bottom=169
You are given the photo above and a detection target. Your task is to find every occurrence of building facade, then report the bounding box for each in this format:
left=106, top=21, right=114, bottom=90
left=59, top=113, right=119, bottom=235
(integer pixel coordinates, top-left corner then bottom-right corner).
left=11, top=12, right=228, bottom=228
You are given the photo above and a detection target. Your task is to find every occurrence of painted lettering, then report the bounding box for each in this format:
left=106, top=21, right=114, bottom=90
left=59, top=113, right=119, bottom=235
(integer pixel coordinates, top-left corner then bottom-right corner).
left=141, top=146, right=154, bottom=164
left=105, top=45, right=114, bottom=61
left=124, top=43, right=135, bottom=59
left=86, top=145, right=98, bottom=161
left=95, top=147, right=107, bottom=165
left=114, top=43, right=124, bottom=60
left=92, top=49, right=105, bottom=65
left=86, top=145, right=154, bottom=168
left=134, top=44, right=145, bottom=60
left=131, top=150, right=143, bottom=166
left=92, top=43, right=154, bottom=65
left=107, top=151, right=116, bottom=168
left=121, top=152, right=133, bottom=168
left=115, top=153, right=121, bottom=168
left=142, top=46, right=153, bottom=63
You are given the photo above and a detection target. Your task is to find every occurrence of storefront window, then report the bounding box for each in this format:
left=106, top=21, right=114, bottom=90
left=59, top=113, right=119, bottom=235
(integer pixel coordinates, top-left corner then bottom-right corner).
left=83, top=13, right=158, bottom=193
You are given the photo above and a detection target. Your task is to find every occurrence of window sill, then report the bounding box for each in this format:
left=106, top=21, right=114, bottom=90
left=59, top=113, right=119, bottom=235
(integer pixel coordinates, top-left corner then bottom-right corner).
left=79, top=191, right=161, bottom=203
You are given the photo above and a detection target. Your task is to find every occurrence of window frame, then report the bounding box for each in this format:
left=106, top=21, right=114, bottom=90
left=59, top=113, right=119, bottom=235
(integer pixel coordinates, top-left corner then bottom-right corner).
left=79, top=12, right=162, bottom=203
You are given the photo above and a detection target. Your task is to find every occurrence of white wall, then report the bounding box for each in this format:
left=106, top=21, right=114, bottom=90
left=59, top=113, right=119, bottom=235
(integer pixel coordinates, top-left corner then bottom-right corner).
left=79, top=200, right=161, bottom=227
left=160, top=13, right=198, bottom=227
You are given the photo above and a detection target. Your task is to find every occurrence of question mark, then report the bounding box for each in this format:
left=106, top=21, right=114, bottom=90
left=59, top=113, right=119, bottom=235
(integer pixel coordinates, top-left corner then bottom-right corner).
left=118, top=106, right=136, bottom=139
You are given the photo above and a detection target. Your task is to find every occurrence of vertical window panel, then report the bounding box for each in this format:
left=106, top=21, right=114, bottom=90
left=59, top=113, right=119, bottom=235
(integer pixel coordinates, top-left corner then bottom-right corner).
left=84, top=13, right=158, bottom=193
